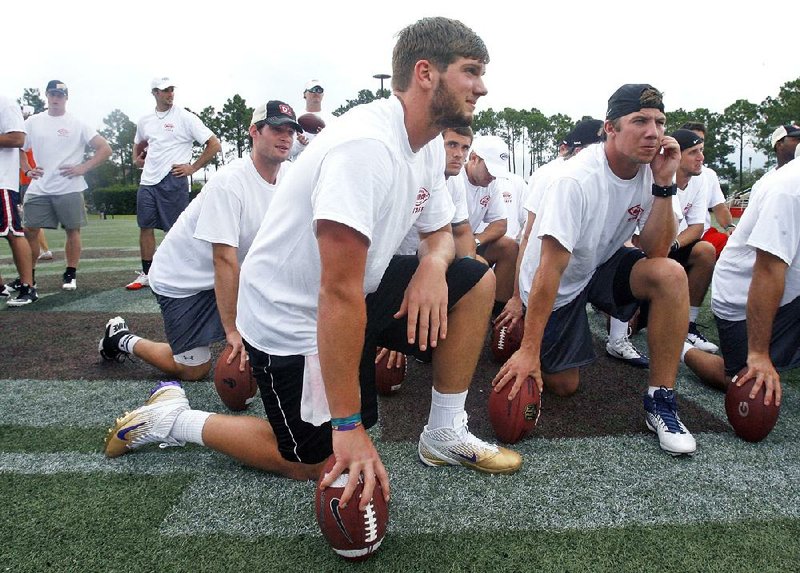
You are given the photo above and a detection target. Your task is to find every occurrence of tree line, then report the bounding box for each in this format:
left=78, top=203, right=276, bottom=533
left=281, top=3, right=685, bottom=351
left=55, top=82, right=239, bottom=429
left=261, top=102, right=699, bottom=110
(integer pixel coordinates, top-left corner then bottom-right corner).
left=17, top=77, right=800, bottom=194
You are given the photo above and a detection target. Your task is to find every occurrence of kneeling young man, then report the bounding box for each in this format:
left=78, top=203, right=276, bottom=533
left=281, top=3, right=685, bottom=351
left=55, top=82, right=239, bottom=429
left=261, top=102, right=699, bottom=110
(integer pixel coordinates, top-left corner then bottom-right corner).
left=104, top=18, right=520, bottom=507
left=99, top=101, right=301, bottom=380
left=494, top=84, right=696, bottom=456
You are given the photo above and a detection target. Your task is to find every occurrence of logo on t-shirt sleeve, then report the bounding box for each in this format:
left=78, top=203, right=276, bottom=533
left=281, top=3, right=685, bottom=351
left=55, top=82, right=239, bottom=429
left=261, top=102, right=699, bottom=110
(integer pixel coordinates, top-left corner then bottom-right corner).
left=683, top=202, right=692, bottom=216
left=480, top=195, right=491, bottom=207
left=413, top=187, right=430, bottom=214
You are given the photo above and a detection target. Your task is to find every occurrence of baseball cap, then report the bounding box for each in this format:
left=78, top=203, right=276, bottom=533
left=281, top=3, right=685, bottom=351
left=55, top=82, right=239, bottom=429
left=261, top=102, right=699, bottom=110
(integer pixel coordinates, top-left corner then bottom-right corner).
left=671, top=129, right=704, bottom=152
left=565, top=118, right=603, bottom=147
left=151, top=76, right=175, bottom=91
left=304, top=80, right=323, bottom=92
left=251, top=100, right=303, bottom=132
left=606, top=83, right=663, bottom=120
left=45, top=80, right=68, bottom=96
left=770, top=124, right=800, bottom=148
left=470, top=135, right=511, bottom=179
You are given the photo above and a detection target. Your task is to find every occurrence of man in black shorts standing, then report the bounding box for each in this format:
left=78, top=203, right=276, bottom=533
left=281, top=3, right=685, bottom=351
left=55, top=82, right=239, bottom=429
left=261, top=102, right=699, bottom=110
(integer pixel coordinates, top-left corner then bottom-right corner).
left=126, top=77, right=221, bottom=291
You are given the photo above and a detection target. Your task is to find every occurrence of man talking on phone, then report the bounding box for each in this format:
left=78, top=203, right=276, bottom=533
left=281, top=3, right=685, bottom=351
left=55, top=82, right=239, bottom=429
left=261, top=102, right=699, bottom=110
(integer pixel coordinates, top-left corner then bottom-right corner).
left=493, top=84, right=698, bottom=457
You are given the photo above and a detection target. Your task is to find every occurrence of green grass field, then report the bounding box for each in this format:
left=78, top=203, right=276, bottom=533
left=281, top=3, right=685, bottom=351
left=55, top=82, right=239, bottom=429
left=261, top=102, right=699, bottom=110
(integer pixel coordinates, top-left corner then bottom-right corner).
left=2, top=216, right=799, bottom=572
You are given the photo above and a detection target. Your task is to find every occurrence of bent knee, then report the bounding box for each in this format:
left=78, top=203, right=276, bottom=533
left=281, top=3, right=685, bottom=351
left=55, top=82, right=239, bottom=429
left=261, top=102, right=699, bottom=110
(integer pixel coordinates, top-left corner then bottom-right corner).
left=176, top=361, right=212, bottom=381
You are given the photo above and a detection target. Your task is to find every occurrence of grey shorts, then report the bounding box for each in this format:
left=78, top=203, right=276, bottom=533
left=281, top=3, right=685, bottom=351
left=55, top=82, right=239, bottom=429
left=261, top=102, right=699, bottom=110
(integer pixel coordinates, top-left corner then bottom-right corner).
left=155, top=289, right=226, bottom=357
left=22, top=191, right=87, bottom=230
left=715, top=295, right=800, bottom=377
left=539, top=246, right=646, bottom=374
left=137, top=173, right=190, bottom=231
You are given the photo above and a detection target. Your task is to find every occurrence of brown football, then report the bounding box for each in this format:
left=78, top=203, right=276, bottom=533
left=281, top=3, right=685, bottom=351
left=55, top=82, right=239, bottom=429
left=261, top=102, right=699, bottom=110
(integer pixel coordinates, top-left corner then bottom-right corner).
left=213, top=345, right=258, bottom=411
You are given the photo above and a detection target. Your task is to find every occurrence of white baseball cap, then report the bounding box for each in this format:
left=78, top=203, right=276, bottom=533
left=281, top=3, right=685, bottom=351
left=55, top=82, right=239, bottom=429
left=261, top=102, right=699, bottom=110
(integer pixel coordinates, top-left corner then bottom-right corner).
left=151, top=76, right=175, bottom=90
left=470, top=135, right=511, bottom=179
left=770, top=124, right=800, bottom=148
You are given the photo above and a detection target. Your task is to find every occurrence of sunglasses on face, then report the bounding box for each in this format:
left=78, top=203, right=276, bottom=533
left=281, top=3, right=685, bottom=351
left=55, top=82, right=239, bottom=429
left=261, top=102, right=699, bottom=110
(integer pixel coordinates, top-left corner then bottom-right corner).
left=158, top=87, right=175, bottom=93
left=306, top=86, right=324, bottom=94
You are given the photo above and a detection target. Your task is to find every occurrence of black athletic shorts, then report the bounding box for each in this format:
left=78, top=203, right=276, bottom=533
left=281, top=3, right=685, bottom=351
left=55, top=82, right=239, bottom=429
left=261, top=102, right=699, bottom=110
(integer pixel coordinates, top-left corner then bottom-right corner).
left=246, top=255, right=489, bottom=465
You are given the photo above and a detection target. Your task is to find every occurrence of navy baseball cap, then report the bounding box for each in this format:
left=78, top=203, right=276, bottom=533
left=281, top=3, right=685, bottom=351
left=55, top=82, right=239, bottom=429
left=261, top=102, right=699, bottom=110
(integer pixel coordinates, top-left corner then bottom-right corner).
left=46, top=80, right=68, bottom=96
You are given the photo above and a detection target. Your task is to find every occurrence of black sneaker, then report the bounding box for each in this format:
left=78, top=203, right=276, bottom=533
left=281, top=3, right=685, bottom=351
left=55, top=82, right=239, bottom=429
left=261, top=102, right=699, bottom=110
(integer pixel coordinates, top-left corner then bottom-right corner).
left=8, top=277, right=37, bottom=292
left=99, top=316, right=131, bottom=362
left=7, top=285, right=38, bottom=307
left=0, top=284, right=10, bottom=299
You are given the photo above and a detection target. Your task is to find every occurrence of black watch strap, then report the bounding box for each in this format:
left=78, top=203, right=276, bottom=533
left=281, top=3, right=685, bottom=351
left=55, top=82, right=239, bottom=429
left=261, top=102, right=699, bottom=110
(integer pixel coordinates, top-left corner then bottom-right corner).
left=652, top=183, right=677, bottom=197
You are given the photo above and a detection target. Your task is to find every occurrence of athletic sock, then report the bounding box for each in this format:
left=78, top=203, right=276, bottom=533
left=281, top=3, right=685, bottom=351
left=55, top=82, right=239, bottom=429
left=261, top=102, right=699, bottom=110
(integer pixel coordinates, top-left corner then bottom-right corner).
left=171, top=410, right=212, bottom=445
left=608, top=317, right=629, bottom=342
left=689, top=306, right=699, bottom=323
left=427, top=388, right=468, bottom=430
left=65, top=266, right=77, bottom=279
left=142, top=260, right=153, bottom=275
left=680, top=341, right=694, bottom=363
left=647, top=386, right=662, bottom=397
left=118, top=334, right=142, bottom=355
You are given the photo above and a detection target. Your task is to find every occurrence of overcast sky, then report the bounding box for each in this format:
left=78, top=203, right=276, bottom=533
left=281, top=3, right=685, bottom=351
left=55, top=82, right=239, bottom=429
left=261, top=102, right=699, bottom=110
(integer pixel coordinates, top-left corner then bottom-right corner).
left=4, top=0, right=795, bottom=166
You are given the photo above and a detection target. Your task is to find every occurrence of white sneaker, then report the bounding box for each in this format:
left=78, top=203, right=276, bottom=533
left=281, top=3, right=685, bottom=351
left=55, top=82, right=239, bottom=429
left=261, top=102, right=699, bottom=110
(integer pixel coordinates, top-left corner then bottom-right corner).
left=606, top=335, right=649, bottom=368
left=686, top=323, right=719, bottom=353
left=62, top=272, right=77, bottom=291
left=104, top=381, right=190, bottom=458
left=38, top=250, right=53, bottom=261
left=126, top=272, right=149, bottom=290
left=643, top=387, right=696, bottom=456
left=418, top=412, right=521, bottom=474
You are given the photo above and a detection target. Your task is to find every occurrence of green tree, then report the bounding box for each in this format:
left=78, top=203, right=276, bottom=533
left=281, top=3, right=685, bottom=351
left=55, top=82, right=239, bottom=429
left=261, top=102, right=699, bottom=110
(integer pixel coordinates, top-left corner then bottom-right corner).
left=333, top=89, right=379, bottom=117
left=719, top=99, right=760, bottom=191
left=18, top=88, right=46, bottom=113
left=99, top=109, right=137, bottom=184
left=472, top=108, right=502, bottom=136
left=218, top=95, right=254, bottom=160
left=759, top=77, right=800, bottom=155
left=197, top=105, right=223, bottom=170
left=668, top=107, right=734, bottom=182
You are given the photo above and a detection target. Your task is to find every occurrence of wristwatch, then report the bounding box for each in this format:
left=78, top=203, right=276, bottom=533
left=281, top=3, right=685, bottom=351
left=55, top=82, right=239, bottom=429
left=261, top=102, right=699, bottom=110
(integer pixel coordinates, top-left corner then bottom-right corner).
left=652, top=183, right=677, bottom=197
left=474, top=237, right=481, bottom=247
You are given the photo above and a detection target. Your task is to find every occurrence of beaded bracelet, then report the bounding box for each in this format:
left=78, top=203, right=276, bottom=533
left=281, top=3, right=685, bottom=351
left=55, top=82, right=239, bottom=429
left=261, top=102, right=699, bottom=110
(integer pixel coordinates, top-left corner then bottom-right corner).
left=331, top=413, right=362, bottom=432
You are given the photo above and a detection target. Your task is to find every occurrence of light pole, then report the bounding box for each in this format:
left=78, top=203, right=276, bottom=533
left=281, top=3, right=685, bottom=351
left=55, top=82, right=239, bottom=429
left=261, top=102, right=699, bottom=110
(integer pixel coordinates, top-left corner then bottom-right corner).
left=373, top=73, right=390, bottom=98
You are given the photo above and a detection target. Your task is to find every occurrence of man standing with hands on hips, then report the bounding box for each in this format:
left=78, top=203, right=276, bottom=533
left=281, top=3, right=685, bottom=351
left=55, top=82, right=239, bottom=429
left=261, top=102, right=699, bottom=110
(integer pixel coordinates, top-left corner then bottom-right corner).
left=126, top=77, right=221, bottom=291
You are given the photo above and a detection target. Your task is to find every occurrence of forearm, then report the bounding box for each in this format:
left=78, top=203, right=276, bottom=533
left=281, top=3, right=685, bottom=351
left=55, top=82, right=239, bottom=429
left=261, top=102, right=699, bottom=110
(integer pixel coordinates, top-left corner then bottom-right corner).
left=713, top=204, right=734, bottom=229
left=476, top=219, right=507, bottom=244
left=520, top=266, right=560, bottom=355
left=452, top=221, right=474, bottom=258
left=638, top=197, right=677, bottom=257
left=418, top=227, right=455, bottom=267
left=318, top=287, right=367, bottom=418
left=212, top=251, right=240, bottom=336
left=192, top=137, right=221, bottom=171
left=746, top=253, right=787, bottom=355
left=19, top=150, right=31, bottom=172
left=81, top=143, right=112, bottom=172
left=675, top=224, right=703, bottom=248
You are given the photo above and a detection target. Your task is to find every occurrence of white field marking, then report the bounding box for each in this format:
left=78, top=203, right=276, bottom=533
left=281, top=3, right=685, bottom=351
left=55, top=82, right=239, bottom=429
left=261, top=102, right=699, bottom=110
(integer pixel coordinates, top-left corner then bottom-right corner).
left=1, top=378, right=799, bottom=536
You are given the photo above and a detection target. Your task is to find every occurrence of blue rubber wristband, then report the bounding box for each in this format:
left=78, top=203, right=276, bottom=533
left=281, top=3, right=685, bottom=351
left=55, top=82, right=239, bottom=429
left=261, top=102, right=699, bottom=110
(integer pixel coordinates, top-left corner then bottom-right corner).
left=330, top=413, right=362, bottom=431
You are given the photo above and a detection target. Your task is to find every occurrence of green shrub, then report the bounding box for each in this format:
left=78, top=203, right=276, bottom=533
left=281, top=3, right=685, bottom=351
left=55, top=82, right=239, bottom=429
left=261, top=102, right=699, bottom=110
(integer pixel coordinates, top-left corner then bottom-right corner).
left=89, top=181, right=205, bottom=215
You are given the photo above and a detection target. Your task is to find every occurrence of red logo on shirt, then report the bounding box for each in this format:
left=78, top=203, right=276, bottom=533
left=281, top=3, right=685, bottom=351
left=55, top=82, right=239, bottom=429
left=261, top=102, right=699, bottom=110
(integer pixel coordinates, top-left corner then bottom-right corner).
left=56, top=128, right=70, bottom=137
left=627, top=204, right=644, bottom=221
left=503, top=191, right=512, bottom=204
left=480, top=195, right=491, bottom=207
left=413, top=187, right=430, bottom=214
left=683, top=202, right=692, bottom=216
left=164, top=123, right=175, bottom=131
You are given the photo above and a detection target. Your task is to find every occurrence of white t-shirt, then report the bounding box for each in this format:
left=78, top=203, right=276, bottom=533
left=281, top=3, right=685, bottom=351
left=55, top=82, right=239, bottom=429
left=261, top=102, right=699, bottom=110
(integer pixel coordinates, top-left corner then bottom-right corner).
left=712, top=158, right=800, bottom=321
left=289, top=109, right=337, bottom=161
left=22, top=112, right=97, bottom=196
left=700, top=166, right=725, bottom=232
left=519, top=143, right=656, bottom=310
left=0, top=97, right=24, bottom=191
left=237, top=96, right=455, bottom=356
left=676, top=175, right=708, bottom=233
left=462, top=169, right=506, bottom=232
left=396, top=173, right=464, bottom=256
left=135, top=106, right=214, bottom=186
left=477, top=173, right=527, bottom=240
left=525, top=156, right=565, bottom=216
left=149, top=155, right=288, bottom=298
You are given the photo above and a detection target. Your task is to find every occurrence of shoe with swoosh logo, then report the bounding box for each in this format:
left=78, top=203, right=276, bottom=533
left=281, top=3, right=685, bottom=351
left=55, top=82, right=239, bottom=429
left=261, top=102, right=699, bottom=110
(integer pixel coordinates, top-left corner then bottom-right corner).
left=418, top=412, right=521, bottom=474
left=104, top=381, right=190, bottom=458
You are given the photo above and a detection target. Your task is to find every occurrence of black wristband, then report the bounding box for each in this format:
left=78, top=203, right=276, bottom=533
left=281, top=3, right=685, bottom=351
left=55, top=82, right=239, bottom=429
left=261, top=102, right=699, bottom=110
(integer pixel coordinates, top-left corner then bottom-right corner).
left=652, top=183, right=677, bottom=197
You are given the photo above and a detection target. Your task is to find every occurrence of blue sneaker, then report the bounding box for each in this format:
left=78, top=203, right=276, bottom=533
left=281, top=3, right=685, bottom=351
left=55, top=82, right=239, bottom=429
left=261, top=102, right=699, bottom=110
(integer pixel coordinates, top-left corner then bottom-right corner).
left=643, top=387, right=696, bottom=456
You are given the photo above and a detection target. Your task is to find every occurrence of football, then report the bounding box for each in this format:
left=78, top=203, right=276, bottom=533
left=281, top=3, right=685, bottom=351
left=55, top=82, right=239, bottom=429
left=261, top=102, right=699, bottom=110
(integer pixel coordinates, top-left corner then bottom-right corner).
left=488, top=376, right=541, bottom=444
left=491, top=320, right=524, bottom=364
left=315, top=455, right=389, bottom=561
left=375, top=351, right=406, bottom=396
left=213, top=345, right=258, bottom=411
left=298, top=113, right=326, bottom=134
left=724, top=367, right=780, bottom=443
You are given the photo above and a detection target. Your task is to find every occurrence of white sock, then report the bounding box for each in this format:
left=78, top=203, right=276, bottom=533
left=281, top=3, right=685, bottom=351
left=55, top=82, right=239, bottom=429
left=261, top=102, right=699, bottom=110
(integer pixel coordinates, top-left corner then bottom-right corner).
left=171, top=410, right=212, bottom=445
left=119, top=334, right=142, bottom=355
left=427, top=388, right=468, bottom=430
left=647, top=386, right=661, bottom=397
left=689, top=306, right=699, bottom=324
left=680, top=341, right=694, bottom=363
left=609, top=318, right=629, bottom=342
